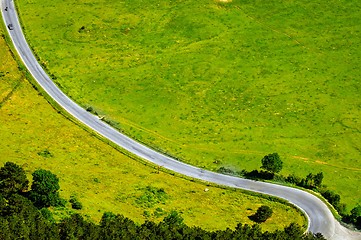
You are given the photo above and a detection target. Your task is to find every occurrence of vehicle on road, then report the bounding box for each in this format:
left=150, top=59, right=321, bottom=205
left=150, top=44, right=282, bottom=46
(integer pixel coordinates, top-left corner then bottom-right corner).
left=7, top=23, right=13, bottom=30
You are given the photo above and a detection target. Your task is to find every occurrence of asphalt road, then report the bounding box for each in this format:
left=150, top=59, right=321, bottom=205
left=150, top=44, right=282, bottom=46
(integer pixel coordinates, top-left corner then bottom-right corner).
left=1, top=1, right=360, bottom=239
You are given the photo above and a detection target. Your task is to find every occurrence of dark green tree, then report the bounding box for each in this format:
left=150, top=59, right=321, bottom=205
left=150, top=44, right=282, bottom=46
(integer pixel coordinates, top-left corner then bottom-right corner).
left=313, top=232, right=327, bottom=239
left=0, top=162, right=29, bottom=197
left=322, top=190, right=340, bottom=207
left=321, top=190, right=346, bottom=214
left=305, top=173, right=314, bottom=187
left=286, top=173, right=301, bottom=185
left=261, top=153, right=283, bottom=174
left=0, top=193, right=59, bottom=240
left=29, top=169, right=64, bottom=208
left=40, top=208, right=54, bottom=222
left=0, top=218, right=12, bottom=240
left=250, top=205, right=273, bottom=223
left=305, top=172, right=324, bottom=188
left=357, top=215, right=361, bottom=229
left=350, top=205, right=361, bottom=228
left=313, top=172, right=324, bottom=187
left=284, top=222, right=303, bottom=239
left=59, top=213, right=99, bottom=240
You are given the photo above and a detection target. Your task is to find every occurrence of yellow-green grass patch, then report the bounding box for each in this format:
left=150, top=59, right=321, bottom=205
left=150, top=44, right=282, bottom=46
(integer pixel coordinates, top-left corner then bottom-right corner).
left=0, top=28, right=305, bottom=231
left=15, top=0, right=361, bottom=210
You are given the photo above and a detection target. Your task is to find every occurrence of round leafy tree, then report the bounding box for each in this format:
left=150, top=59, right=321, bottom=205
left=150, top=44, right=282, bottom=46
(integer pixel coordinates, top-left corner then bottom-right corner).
left=261, top=153, right=283, bottom=174
left=29, top=169, right=64, bottom=208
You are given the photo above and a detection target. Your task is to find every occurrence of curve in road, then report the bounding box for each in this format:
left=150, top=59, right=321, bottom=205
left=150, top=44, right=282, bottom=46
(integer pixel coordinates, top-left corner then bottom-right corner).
left=1, top=1, right=360, bottom=239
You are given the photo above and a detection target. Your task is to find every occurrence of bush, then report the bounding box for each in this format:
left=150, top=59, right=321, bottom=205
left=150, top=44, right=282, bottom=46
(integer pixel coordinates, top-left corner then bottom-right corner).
left=71, top=201, right=83, bottom=210
left=70, top=196, right=83, bottom=210
left=286, top=174, right=301, bottom=185
left=217, top=167, right=236, bottom=176
left=322, top=190, right=340, bottom=206
left=245, top=170, right=274, bottom=180
left=135, top=186, right=168, bottom=208
left=162, top=210, right=183, bottom=226
left=249, top=205, right=273, bottom=223
left=350, top=205, right=361, bottom=224
left=37, top=149, right=53, bottom=158
left=321, top=190, right=346, bottom=214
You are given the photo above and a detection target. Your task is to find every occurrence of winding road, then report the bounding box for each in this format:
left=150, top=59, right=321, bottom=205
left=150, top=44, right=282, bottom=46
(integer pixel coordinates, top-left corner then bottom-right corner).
left=1, top=0, right=360, bottom=239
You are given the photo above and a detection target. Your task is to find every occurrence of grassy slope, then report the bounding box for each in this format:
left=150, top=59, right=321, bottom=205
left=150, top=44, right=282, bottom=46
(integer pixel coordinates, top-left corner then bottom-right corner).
left=0, top=28, right=306, bottom=231
left=16, top=0, right=360, bottom=209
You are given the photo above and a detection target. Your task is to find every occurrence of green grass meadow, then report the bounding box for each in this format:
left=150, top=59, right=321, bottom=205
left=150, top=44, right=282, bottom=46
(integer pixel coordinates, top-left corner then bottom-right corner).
left=0, top=27, right=306, bottom=231
left=16, top=0, right=361, bottom=209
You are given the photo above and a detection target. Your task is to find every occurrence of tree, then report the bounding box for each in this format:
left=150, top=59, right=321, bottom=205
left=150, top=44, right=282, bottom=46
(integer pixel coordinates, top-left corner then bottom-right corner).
left=357, top=215, right=361, bottom=229
left=286, top=173, right=301, bottom=185
left=313, top=172, right=324, bottom=187
left=350, top=205, right=361, bottom=228
left=261, top=153, right=283, bottom=174
left=313, top=232, right=327, bottom=239
left=284, top=223, right=303, bottom=239
left=322, top=190, right=340, bottom=207
left=250, top=205, right=273, bottom=223
left=0, top=193, right=59, bottom=240
left=28, top=169, right=64, bottom=208
left=321, top=190, right=346, bottom=214
left=59, top=214, right=99, bottom=240
left=305, top=173, right=314, bottom=187
left=0, top=162, right=29, bottom=197
left=305, top=172, right=324, bottom=188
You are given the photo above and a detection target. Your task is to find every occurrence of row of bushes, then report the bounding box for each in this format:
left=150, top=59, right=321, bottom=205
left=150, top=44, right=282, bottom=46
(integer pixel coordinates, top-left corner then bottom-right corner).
left=217, top=164, right=361, bottom=230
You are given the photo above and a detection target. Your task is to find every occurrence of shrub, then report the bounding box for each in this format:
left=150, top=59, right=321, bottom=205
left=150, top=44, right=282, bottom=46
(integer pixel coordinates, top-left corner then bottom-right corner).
left=37, top=149, right=53, bottom=158
left=245, top=170, right=274, bottom=180
left=70, top=195, right=83, bottom=210
left=249, top=205, right=273, bottom=223
left=286, top=174, right=301, bottom=185
left=71, top=201, right=83, bottom=210
left=321, top=190, right=346, bottom=214
left=217, top=167, right=236, bottom=176
left=135, top=186, right=168, bottom=208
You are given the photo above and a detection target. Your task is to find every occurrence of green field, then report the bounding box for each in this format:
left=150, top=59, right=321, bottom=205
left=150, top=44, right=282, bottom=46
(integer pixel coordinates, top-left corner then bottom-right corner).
left=0, top=27, right=306, bottom=231
left=16, top=0, right=360, bottom=209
